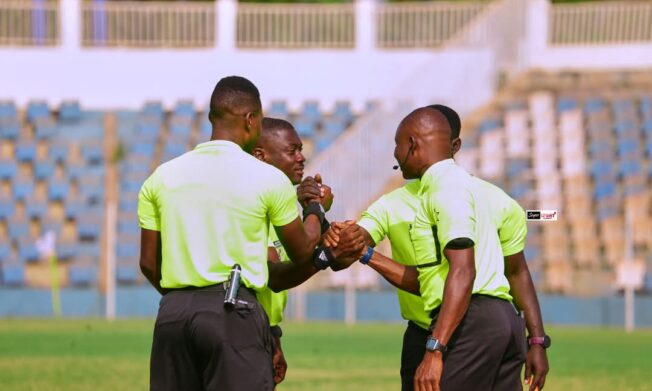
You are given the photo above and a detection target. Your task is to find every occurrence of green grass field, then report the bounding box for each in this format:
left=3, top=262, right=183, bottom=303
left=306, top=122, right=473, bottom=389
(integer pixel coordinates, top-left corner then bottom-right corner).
left=0, top=319, right=651, bottom=391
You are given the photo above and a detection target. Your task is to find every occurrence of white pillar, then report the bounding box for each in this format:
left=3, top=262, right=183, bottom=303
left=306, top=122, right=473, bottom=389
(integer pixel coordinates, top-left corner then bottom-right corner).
left=217, top=0, right=237, bottom=51
left=60, top=0, right=81, bottom=52
left=523, top=0, right=550, bottom=68
left=355, top=0, right=376, bottom=52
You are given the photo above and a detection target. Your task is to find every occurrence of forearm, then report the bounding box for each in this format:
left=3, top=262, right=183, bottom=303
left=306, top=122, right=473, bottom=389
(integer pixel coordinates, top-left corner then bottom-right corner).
left=267, top=260, right=319, bottom=292
left=506, top=255, right=545, bottom=337
left=140, top=262, right=167, bottom=296
left=368, top=252, right=420, bottom=295
left=431, top=266, right=474, bottom=344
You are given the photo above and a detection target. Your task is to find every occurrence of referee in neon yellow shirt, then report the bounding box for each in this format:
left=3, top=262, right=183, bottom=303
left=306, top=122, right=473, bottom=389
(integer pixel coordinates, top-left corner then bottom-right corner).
left=329, top=105, right=548, bottom=391
left=251, top=117, right=335, bottom=385
left=137, top=76, right=347, bottom=390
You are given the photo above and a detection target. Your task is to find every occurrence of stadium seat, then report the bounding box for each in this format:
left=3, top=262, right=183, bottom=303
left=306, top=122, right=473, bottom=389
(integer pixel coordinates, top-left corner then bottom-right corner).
left=25, top=196, right=47, bottom=220
left=322, top=117, right=347, bottom=138
left=15, top=142, right=37, bottom=162
left=76, top=242, right=101, bottom=258
left=77, top=213, right=102, bottom=241
left=619, top=159, right=641, bottom=177
left=268, top=100, right=290, bottom=119
left=135, top=120, right=161, bottom=140
left=593, top=180, right=617, bottom=200
left=141, top=101, right=164, bottom=120
left=584, top=97, right=604, bottom=113
left=34, top=119, right=57, bottom=140
left=17, top=238, right=39, bottom=263
left=116, top=237, right=139, bottom=258
left=173, top=100, right=195, bottom=119
left=646, top=139, right=652, bottom=157
left=1, top=263, right=25, bottom=286
left=119, top=192, right=138, bottom=213
left=616, top=138, right=639, bottom=156
left=314, top=132, right=333, bottom=153
left=0, top=120, right=20, bottom=140
left=59, top=100, right=82, bottom=122
left=0, top=101, right=17, bottom=120
left=588, top=139, right=611, bottom=156
left=643, top=119, right=652, bottom=137
left=116, top=265, right=140, bottom=285
left=57, top=239, right=78, bottom=261
left=301, top=101, right=322, bottom=123
left=478, top=118, right=501, bottom=134
left=506, top=158, right=530, bottom=178
left=129, top=142, right=156, bottom=158
left=40, top=218, right=63, bottom=237
left=68, top=263, right=98, bottom=287
left=47, top=179, right=69, bottom=202
left=0, top=195, right=13, bottom=220
left=0, top=243, right=11, bottom=262
left=117, top=213, right=139, bottom=235
left=0, top=159, right=17, bottom=181
left=8, top=217, right=30, bottom=240
left=333, top=101, right=354, bottom=124
left=64, top=197, right=86, bottom=220
left=81, top=143, right=104, bottom=165
left=199, top=118, right=212, bottom=139
left=12, top=179, right=35, bottom=201
left=589, top=160, right=614, bottom=179
left=612, top=99, right=635, bottom=116
left=163, top=142, right=187, bottom=159
left=26, top=101, right=50, bottom=122
left=34, top=160, right=55, bottom=180
left=557, top=97, right=578, bottom=113
left=508, top=180, right=531, bottom=199
left=294, top=116, right=316, bottom=138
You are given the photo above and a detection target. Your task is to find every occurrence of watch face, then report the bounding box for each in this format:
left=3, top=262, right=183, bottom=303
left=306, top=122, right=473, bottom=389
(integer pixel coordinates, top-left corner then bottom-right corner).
left=543, top=335, right=551, bottom=348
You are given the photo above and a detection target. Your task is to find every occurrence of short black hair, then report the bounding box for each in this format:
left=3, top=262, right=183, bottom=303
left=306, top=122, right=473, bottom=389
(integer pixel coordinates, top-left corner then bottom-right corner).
left=262, top=117, right=295, bottom=134
left=209, top=76, right=261, bottom=120
left=427, top=104, right=461, bottom=139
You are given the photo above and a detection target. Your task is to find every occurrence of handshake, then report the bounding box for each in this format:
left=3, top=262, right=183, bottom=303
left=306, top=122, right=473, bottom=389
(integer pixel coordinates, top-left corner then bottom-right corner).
left=322, top=221, right=370, bottom=271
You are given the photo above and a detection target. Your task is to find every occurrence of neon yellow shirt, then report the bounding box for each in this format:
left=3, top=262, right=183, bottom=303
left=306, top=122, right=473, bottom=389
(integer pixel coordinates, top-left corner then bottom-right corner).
left=138, top=140, right=299, bottom=290
left=412, top=159, right=512, bottom=313
left=358, top=180, right=432, bottom=330
left=256, top=225, right=289, bottom=326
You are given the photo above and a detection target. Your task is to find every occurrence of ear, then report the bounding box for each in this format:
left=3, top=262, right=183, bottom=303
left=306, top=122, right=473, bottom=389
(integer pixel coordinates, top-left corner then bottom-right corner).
left=408, top=136, right=417, bottom=153
left=451, top=138, right=462, bottom=156
left=252, top=147, right=266, bottom=161
left=244, top=112, right=254, bottom=132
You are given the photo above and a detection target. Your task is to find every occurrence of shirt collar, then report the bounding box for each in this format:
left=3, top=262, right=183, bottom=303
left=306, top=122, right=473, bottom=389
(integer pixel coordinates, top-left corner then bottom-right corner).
left=423, top=158, right=455, bottom=179
left=194, top=139, right=243, bottom=151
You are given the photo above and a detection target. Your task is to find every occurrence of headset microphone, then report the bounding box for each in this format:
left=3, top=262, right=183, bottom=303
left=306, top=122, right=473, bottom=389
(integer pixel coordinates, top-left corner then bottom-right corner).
left=392, top=142, right=414, bottom=171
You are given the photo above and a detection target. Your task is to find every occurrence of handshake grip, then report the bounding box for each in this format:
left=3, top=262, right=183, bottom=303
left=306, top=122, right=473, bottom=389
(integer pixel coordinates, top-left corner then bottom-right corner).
left=324, top=222, right=369, bottom=271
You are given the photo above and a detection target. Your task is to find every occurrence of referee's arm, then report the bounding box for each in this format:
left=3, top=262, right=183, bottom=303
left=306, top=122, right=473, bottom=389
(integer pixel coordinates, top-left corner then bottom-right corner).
left=140, top=229, right=168, bottom=296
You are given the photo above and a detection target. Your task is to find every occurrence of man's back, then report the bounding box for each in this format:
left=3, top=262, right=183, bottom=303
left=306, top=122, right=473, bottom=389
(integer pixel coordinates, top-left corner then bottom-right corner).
left=139, top=140, right=298, bottom=290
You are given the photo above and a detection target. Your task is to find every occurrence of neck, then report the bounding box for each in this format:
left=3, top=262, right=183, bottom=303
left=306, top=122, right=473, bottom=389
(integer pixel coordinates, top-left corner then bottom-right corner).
left=210, top=129, right=244, bottom=148
left=417, top=152, right=451, bottom=178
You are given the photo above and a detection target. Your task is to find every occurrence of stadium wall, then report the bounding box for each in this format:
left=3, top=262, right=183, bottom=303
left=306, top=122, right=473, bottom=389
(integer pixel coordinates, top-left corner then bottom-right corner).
left=2, top=287, right=652, bottom=328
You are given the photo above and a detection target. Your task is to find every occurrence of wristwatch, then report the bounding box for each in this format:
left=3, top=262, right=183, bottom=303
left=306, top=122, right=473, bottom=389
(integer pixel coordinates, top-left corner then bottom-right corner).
left=425, top=336, right=447, bottom=353
left=527, top=334, right=551, bottom=349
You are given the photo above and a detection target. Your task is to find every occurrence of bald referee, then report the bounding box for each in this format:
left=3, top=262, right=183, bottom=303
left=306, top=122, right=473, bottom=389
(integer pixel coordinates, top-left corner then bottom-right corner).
left=329, top=105, right=548, bottom=390
left=138, top=76, right=338, bottom=390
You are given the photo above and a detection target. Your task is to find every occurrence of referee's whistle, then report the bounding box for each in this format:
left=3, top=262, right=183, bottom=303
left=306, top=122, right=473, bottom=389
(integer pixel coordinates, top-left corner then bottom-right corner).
left=224, top=264, right=242, bottom=309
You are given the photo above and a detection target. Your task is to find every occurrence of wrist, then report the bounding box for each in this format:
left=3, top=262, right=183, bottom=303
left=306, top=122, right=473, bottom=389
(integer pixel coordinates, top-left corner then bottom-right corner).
left=312, top=245, right=334, bottom=270
left=302, top=202, right=325, bottom=225
left=359, top=246, right=374, bottom=265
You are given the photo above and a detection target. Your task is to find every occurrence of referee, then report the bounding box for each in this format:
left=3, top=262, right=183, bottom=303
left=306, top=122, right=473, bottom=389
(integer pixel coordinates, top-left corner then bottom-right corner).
left=138, top=76, right=327, bottom=390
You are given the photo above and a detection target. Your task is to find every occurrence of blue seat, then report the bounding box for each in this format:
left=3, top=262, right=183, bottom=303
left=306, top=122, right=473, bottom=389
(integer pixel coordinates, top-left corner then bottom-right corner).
left=333, top=101, right=354, bottom=124
left=301, top=101, right=321, bottom=123
left=57, top=242, right=78, bottom=261
left=59, top=101, right=82, bottom=122
left=77, top=242, right=101, bottom=258
left=68, top=265, right=98, bottom=287
left=34, top=120, right=57, bottom=140
left=17, top=240, right=39, bottom=263
left=119, top=196, right=138, bottom=213
left=15, top=142, right=37, bottom=162
left=173, top=101, right=195, bottom=119
left=0, top=197, right=13, bottom=220
left=135, top=121, right=161, bottom=139
left=506, top=158, right=529, bottom=178
left=81, top=143, right=103, bottom=165
left=8, top=220, right=30, bottom=240
left=141, top=101, right=164, bottom=120
left=26, top=101, right=50, bottom=122
left=557, top=97, right=577, bottom=113
left=478, top=118, right=501, bottom=134
left=0, top=101, right=17, bottom=119
left=584, top=97, right=604, bottom=113
left=0, top=243, right=11, bottom=262
left=624, top=180, right=646, bottom=196
left=322, top=117, right=347, bottom=138
left=163, top=142, right=187, bottom=157
left=612, top=99, right=635, bottom=116
left=12, top=180, right=35, bottom=201
left=617, top=138, right=639, bottom=156
left=314, top=133, right=334, bottom=153
left=34, top=160, right=55, bottom=180
left=118, top=219, right=139, bottom=235
left=0, top=160, right=17, bottom=180
left=646, top=139, right=652, bottom=157
left=1, top=263, right=25, bottom=286
left=589, top=160, right=613, bottom=178
left=41, top=219, right=63, bottom=236
left=25, top=199, right=47, bottom=219
left=117, top=265, right=140, bottom=285
left=199, top=119, right=212, bottom=139
left=130, top=142, right=156, bottom=158
left=169, top=121, right=191, bottom=137
left=48, top=179, right=69, bottom=202
left=80, top=185, right=104, bottom=206
left=0, top=120, right=20, bottom=140
left=614, top=120, right=636, bottom=135
left=268, top=100, right=289, bottom=119
left=589, top=139, right=611, bottom=156
left=524, top=244, right=540, bottom=261
left=116, top=242, right=139, bottom=258
left=596, top=202, right=619, bottom=222
left=77, top=214, right=102, bottom=241
left=64, top=199, right=86, bottom=220
left=643, top=119, right=652, bottom=137
left=508, top=181, right=530, bottom=199
left=294, top=117, right=316, bottom=138
left=593, top=180, right=617, bottom=200
left=121, top=179, right=143, bottom=194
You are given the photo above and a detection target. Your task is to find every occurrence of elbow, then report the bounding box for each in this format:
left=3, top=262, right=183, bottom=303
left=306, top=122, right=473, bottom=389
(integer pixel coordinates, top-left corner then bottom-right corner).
left=139, top=258, right=154, bottom=278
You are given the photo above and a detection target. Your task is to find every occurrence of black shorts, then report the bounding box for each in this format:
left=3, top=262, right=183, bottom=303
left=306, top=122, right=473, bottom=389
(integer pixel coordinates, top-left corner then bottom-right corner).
left=400, top=321, right=430, bottom=391
left=149, top=284, right=274, bottom=391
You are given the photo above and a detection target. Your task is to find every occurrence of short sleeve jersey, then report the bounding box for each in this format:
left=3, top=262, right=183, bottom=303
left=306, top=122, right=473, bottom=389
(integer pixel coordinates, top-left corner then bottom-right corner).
left=138, top=140, right=299, bottom=290
left=411, top=159, right=512, bottom=313
left=256, top=224, right=290, bottom=326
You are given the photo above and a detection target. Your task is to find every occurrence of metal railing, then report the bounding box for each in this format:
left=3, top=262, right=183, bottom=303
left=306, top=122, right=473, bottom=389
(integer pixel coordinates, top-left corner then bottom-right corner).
left=550, top=1, right=652, bottom=45
left=0, top=0, right=59, bottom=46
left=81, top=1, right=215, bottom=48
left=376, top=1, right=487, bottom=48
left=237, top=3, right=355, bottom=49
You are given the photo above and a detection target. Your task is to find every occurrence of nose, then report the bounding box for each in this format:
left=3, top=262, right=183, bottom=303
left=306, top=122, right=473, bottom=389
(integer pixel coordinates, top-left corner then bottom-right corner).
left=297, top=152, right=306, bottom=163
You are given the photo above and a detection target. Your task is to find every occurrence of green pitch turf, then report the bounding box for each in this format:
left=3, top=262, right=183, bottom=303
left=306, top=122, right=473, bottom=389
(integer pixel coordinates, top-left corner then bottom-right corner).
left=0, top=319, right=651, bottom=390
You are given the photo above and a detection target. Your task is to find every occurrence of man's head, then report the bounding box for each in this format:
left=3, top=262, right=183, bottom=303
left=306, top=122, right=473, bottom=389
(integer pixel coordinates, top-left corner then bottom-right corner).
left=426, top=104, right=462, bottom=156
left=252, top=117, right=306, bottom=185
left=208, top=76, right=262, bottom=153
left=393, top=106, right=455, bottom=179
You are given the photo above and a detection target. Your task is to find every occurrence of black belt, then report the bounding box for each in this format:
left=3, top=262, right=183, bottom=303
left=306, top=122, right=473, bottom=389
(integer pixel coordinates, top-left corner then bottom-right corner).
left=429, top=293, right=509, bottom=319
left=168, top=282, right=257, bottom=299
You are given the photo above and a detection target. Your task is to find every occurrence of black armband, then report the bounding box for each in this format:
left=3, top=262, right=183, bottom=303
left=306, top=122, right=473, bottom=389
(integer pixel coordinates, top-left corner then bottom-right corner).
left=312, top=245, right=335, bottom=270
left=446, top=237, right=475, bottom=250
left=302, top=202, right=325, bottom=225
left=321, top=217, right=331, bottom=235
left=270, top=325, right=283, bottom=338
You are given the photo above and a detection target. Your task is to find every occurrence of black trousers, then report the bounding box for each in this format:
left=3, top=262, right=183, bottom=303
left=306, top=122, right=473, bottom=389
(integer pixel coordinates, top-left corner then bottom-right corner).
left=150, top=284, right=274, bottom=391
left=402, top=295, right=527, bottom=391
